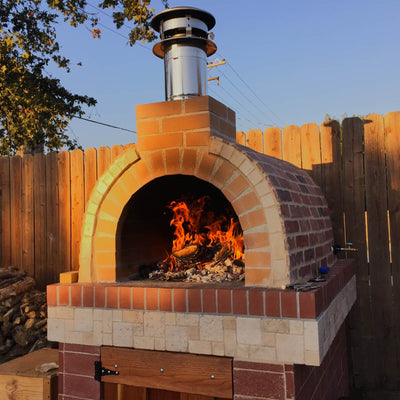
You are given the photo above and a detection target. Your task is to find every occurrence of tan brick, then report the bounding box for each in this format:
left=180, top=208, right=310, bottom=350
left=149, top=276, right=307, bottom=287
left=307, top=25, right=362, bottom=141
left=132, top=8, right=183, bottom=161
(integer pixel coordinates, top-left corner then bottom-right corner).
left=136, top=100, right=182, bottom=119
left=138, top=133, right=183, bottom=151
left=162, top=113, right=210, bottom=133
left=136, top=119, right=160, bottom=136
left=246, top=267, right=272, bottom=286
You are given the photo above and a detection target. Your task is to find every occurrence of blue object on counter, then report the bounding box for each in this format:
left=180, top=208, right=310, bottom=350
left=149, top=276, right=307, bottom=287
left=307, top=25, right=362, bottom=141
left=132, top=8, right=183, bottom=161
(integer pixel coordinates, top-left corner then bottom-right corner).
left=319, top=266, right=330, bottom=274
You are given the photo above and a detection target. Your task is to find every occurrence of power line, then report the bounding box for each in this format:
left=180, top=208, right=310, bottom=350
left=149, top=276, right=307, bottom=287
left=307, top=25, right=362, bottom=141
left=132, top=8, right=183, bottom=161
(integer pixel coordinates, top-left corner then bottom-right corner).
left=72, top=115, right=136, bottom=134
left=225, top=61, right=284, bottom=125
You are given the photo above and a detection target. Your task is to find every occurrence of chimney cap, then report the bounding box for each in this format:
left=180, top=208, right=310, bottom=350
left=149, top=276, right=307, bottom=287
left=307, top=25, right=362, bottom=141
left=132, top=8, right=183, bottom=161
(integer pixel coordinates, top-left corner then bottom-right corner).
left=151, top=6, right=216, bottom=32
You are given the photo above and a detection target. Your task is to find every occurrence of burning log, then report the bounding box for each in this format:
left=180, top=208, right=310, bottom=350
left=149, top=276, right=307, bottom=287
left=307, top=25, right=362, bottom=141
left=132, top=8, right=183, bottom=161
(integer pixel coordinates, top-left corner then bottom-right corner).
left=0, top=267, right=50, bottom=363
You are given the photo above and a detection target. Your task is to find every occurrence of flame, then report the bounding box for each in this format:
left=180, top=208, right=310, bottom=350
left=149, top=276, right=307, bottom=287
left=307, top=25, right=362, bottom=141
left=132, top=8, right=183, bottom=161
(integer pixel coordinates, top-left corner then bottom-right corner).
left=165, top=196, right=244, bottom=269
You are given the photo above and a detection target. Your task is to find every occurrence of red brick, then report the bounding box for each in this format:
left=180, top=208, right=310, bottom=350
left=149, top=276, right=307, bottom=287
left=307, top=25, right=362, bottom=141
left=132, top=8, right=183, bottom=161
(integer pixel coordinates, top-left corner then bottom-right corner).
left=64, top=373, right=100, bottom=398
left=58, top=285, right=70, bottom=306
left=225, top=175, right=250, bottom=200
left=64, top=352, right=100, bottom=376
left=243, top=231, right=269, bottom=249
left=202, top=289, right=216, bottom=313
left=146, top=287, right=158, bottom=310
left=188, top=289, right=201, bottom=312
left=136, top=100, right=182, bottom=119
left=197, top=152, right=217, bottom=181
left=211, top=161, right=235, bottom=188
left=210, top=97, right=230, bottom=119
left=281, top=291, right=297, bottom=318
left=134, top=161, right=152, bottom=185
left=47, top=285, right=57, bottom=306
left=162, top=113, right=210, bottom=133
left=119, top=287, right=132, bottom=309
left=285, top=370, right=295, bottom=398
left=245, top=251, right=271, bottom=268
left=165, top=148, right=181, bottom=175
left=232, top=191, right=260, bottom=216
left=138, top=133, right=184, bottom=152
left=70, top=285, right=82, bottom=307
left=159, top=288, right=172, bottom=312
left=132, top=287, right=144, bottom=309
left=173, top=289, right=187, bottom=312
left=233, top=368, right=285, bottom=399
left=185, top=96, right=212, bottom=113
left=299, top=291, right=317, bottom=319
left=239, top=209, right=267, bottom=230
left=186, top=130, right=210, bottom=146
left=248, top=290, right=264, bottom=316
left=149, top=150, right=165, bottom=177
left=232, top=289, right=247, bottom=315
left=106, top=286, right=118, bottom=308
left=181, top=148, right=197, bottom=175
left=94, top=285, right=105, bottom=308
left=217, top=289, right=232, bottom=314
left=82, top=285, right=94, bottom=307
left=234, top=360, right=284, bottom=373
left=265, top=290, right=280, bottom=317
left=63, top=344, right=100, bottom=355
left=136, top=118, right=160, bottom=136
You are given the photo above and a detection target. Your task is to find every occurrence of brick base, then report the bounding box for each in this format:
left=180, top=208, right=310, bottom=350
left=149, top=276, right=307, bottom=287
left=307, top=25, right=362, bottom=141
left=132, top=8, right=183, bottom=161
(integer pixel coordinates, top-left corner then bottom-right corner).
left=57, top=322, right=349, bottom=400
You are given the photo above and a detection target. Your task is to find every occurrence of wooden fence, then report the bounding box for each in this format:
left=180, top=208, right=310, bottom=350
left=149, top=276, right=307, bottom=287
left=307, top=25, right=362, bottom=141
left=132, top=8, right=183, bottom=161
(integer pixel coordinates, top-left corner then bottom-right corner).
left=1, top=112, right=400, bottom=393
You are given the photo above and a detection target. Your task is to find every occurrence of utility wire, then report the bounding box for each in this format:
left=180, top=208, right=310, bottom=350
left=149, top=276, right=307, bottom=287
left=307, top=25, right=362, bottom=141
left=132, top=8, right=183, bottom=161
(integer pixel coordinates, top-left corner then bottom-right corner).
left=72, top=115, right=136, bottom=134
left=226, top=61, right=283, bottom=125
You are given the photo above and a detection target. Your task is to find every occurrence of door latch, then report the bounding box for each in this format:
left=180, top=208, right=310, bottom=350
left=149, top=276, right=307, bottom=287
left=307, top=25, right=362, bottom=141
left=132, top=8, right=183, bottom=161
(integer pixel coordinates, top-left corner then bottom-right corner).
left=94, top=361, right=119, bottom=381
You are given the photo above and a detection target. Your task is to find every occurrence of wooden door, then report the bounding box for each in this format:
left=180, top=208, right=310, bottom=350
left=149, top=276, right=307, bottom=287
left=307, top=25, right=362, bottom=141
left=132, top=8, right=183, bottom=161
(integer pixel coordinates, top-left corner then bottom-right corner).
left=100, top=347, right=232, bottom=400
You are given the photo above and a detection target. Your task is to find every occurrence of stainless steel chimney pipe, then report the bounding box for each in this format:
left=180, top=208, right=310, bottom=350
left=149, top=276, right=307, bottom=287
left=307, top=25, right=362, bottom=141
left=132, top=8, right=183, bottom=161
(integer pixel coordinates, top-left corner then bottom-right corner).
left=151, top=7, right=217, bottom=101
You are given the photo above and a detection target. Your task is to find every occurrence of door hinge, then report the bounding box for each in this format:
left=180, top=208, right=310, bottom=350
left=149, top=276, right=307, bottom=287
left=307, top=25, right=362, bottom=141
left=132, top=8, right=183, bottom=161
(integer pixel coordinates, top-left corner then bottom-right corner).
left=94, top=361, right=119, bottom=382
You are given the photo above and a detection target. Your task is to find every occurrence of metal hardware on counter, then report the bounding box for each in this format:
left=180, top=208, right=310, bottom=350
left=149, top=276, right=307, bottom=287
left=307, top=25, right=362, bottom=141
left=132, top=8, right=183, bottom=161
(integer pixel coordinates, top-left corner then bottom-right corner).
left=94, top=361, right=119, bottom=381
left=331, top=243, right=358, bottom=254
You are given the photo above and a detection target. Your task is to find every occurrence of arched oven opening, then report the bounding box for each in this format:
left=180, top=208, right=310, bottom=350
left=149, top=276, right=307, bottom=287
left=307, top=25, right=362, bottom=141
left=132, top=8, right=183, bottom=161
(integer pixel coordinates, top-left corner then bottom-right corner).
left=116, top=174, right=244, bottom=282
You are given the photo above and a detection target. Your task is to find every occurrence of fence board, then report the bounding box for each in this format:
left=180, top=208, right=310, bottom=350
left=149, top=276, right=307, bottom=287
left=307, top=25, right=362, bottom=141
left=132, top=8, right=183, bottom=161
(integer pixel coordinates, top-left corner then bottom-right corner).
left=264, top=127, right=282, bottom=159
left=33, top=153, right=46, bottom=289
left=97, top=146, right=111, bottom=178
left=300, top=123, right=321, bottom=183
left=111, top=145, right=124, bottom=162
left=71, top=149, right=85, bottom=271
left=10, top=156, right=22, bottom=269
left=45, top=152, right=59, bottom=287
left=320, top=120, right=344, bottom=245
left=384, top=111, right=400, bottom=387
left=282, top=125, right=301, bottom=168
left=0, top=157, right=11, bottom=266
left=58, top=151, right=71, bottom=273
left=236, top=131, right=246, bottom=146
left=21, top=155, right=34, bottom=276
left=84, top=147, right=97, bottom=206
left=364, top=114, right=394, bottom=388
left=342, top=117, right=371, bottom=388
left=246, top=129, right=263, bottom=153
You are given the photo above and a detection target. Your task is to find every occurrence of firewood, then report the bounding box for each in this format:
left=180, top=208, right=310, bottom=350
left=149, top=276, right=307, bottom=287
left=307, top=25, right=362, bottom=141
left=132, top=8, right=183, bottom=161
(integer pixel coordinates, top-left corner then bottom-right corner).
left=34, top=319, right=47, bottom=329
left=24, top=318, right=36, bottom=330
left=13, top=325, right=36, bottom=347
left=2, top=304, right=20, bottom=324
left=26, top=310, right=37, bottom=319
left=0, top=276, right=35, bottom=301
left=172, top=244, right=199, bottom=259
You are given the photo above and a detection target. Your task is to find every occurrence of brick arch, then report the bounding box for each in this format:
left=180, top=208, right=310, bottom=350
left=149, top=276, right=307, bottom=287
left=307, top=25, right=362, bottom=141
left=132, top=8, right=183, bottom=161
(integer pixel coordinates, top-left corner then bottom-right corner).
left=78, top=137, right=290, bottom=287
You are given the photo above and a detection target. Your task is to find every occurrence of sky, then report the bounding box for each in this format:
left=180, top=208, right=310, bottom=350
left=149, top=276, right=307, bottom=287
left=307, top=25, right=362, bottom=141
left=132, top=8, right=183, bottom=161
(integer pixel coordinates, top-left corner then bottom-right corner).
left=48, top=0, right=400, bottom=149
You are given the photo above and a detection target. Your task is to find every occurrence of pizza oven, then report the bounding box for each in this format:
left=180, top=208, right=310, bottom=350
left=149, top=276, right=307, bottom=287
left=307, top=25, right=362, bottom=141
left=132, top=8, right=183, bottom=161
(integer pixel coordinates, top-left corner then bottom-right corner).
left=47, top=7, right=356, bottom=400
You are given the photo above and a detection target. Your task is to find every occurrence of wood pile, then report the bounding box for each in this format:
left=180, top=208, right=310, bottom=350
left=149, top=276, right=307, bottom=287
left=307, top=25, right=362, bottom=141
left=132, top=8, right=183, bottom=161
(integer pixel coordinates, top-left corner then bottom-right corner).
left=0, top=266, right=50, bottom=364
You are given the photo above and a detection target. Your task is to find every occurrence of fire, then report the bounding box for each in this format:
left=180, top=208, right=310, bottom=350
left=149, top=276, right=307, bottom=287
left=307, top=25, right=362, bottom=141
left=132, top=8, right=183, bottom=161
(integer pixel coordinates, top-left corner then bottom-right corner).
left=164, top=196, right=244, bottom=270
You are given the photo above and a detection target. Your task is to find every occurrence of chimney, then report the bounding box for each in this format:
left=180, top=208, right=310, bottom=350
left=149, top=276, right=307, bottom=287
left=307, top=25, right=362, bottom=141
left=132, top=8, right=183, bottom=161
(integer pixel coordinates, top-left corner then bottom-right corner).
left=151, top=7, right=217, bottom=101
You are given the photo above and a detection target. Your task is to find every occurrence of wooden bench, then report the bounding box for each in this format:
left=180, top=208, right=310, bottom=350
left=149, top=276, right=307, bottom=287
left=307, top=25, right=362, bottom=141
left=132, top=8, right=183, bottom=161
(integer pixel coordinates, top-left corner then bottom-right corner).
left=0, top=348, right=58, bottom=400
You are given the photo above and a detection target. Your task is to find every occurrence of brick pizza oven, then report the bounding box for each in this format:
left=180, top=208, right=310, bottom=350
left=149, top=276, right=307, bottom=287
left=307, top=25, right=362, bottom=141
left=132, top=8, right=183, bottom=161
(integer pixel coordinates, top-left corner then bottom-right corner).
left=47, top=7, right=356, bottom=400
